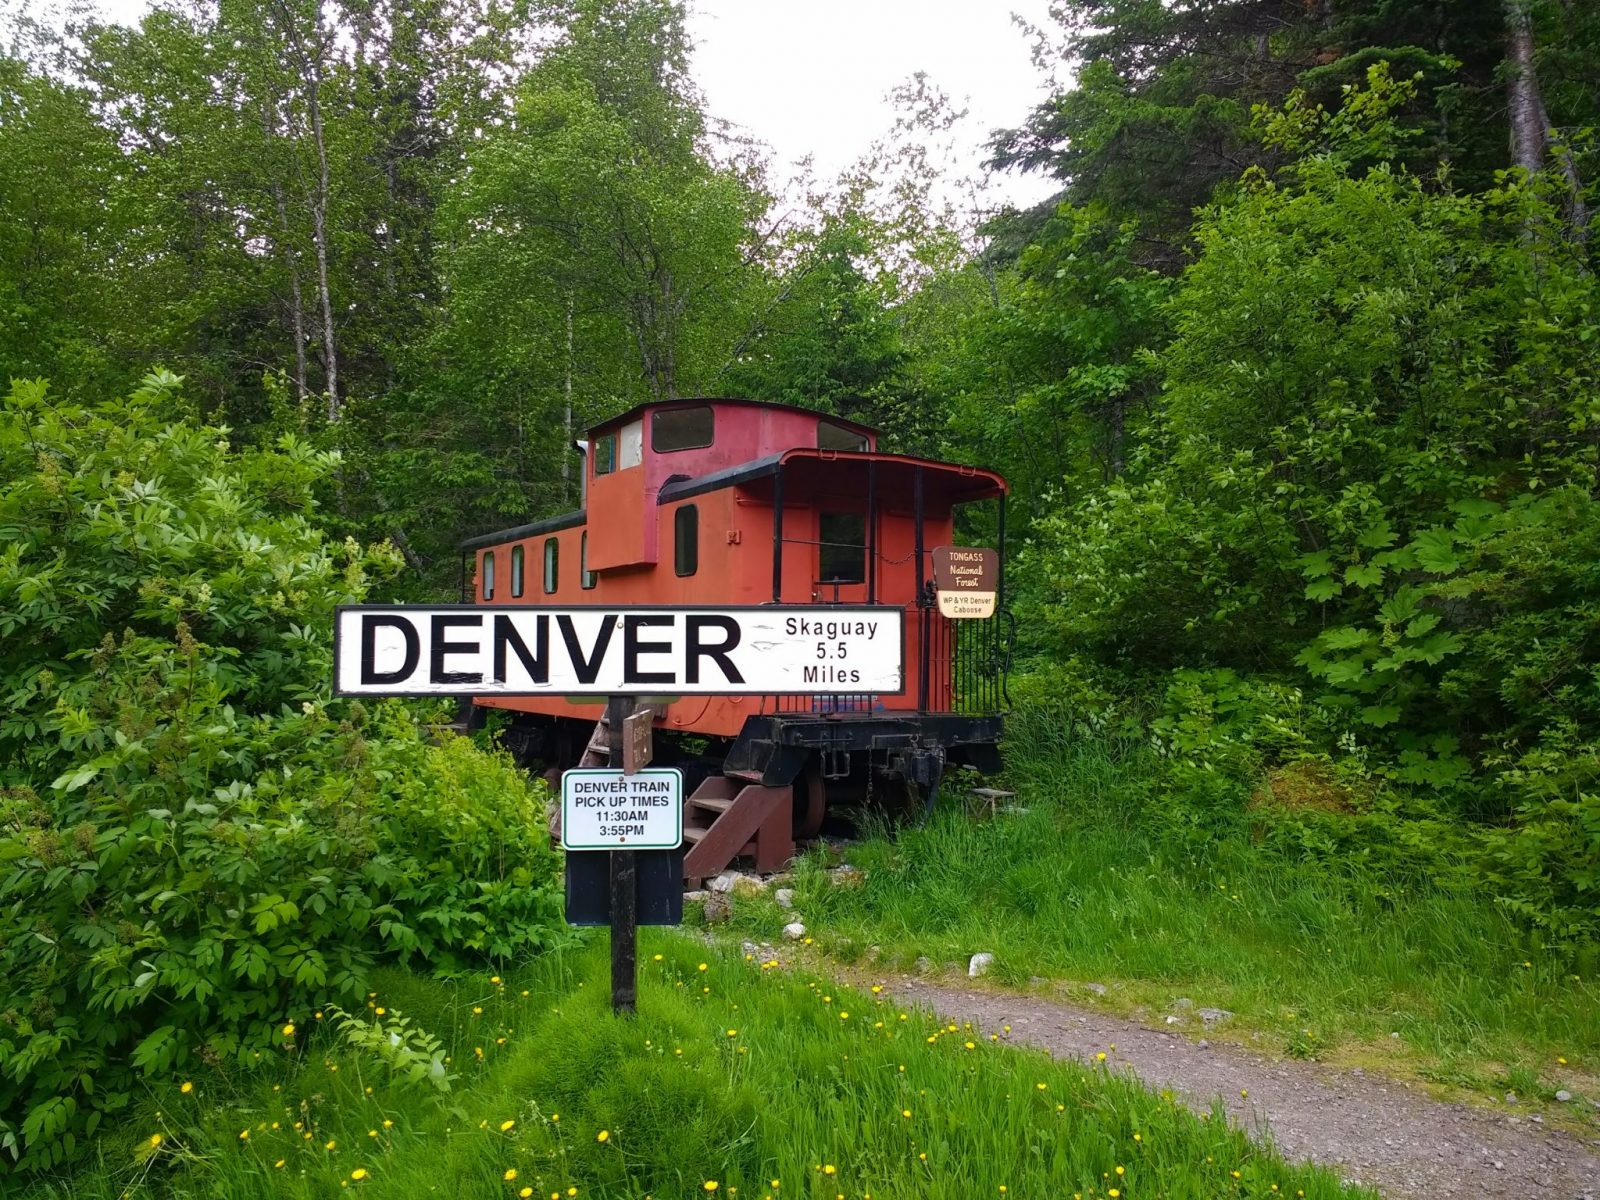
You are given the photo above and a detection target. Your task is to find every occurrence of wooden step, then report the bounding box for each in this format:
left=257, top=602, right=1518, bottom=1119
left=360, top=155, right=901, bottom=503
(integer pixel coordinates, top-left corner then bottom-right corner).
left=682, top=781, right=794, bottom=880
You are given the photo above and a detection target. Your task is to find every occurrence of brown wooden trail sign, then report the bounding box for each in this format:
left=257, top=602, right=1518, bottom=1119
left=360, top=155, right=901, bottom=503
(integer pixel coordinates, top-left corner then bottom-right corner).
left=932, top=546, right=998, bottom=619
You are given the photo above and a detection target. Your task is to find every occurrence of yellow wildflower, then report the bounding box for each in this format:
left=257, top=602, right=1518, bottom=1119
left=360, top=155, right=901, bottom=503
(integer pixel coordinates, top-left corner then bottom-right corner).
left=239, top=1129, right=250, bottom=1141
left=351, top=1168, right=368, bottom=1181
left=596, top=1130, right=609, bottom=1143
left=698, top=963, right=708, bottom=972
left=501, top=1119, right=516, bottom=1132
left=179, top=1081, right=192, bottom=1094
left=505, top=1168, right=518, bottom=1181
left=148, top=1133, right=163, bottom=1148
left=704, top=1183, right=719, bottom=1193
left=823, top=1165, right=835, bottom=1176
left=326, top=1139, right=337, bottom=1150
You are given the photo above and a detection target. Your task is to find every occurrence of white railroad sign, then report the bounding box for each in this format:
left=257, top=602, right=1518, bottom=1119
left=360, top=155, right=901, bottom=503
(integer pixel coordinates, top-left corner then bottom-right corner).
left=333, top=605, right=904, bottom=696
left=561, top=768, right=683, bottom=851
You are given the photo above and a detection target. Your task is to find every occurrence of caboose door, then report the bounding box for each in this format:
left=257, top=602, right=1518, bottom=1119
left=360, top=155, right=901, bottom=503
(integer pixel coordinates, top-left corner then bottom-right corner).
left=812, top=507, right=870, bottom=603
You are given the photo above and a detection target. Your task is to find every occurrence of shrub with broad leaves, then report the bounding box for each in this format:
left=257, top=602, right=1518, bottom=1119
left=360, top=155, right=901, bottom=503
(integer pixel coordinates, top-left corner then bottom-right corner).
left=0, top=373, right=568, bottom=1170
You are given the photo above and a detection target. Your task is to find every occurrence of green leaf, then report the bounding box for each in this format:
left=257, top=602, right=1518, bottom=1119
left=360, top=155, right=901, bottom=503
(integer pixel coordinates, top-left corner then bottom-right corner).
left=1344, top=562, right=1383, bottom=589
left=1304, top=577, right=1340, bottom=601
left=1411, top=530, right=1461, bottom=575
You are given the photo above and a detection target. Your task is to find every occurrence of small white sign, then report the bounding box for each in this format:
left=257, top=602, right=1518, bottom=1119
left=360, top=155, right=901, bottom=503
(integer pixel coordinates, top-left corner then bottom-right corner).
left=333, top=605, right=904, bottom=696
left=561, top=768, right=683, bottom=851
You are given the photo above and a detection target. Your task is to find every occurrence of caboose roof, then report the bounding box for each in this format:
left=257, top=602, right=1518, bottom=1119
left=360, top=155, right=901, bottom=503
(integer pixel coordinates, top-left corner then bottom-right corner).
left=656, top=448, right=1007, bottom=506
left=586, top=397, right=878, bottom=439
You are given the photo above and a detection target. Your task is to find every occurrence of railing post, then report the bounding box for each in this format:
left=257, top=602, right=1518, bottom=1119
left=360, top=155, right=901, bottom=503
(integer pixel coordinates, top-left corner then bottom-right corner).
left=771, top=465, right=785, bottom=603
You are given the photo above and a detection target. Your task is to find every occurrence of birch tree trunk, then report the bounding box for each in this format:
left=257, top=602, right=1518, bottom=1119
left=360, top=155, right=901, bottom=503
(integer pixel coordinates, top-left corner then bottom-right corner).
left=1505, top=0, right=1547, bottom=176
left=1504, top=0, right=1589, bottom=239
left=273, top=0, right=341, bottom=421
left=263, top=97, right=308, bottom=401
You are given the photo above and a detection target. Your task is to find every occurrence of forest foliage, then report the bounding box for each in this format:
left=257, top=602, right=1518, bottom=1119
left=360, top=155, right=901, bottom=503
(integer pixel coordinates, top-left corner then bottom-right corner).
left=3, top=0, right=1600, bottom=1171
left=0, top=373, right=567, bottom=1168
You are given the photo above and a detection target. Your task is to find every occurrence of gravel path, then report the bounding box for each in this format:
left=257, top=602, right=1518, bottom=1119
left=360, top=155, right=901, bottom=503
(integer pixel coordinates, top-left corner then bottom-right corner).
left=888, top=978, right=1600, bottom=1200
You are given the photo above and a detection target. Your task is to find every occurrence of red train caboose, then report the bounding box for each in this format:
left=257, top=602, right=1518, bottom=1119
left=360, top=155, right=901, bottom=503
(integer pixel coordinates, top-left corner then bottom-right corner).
left=460, top=398, right=1010, bottom=882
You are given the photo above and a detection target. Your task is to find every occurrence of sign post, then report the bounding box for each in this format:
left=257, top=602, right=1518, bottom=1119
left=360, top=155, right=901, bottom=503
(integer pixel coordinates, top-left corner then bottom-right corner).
left=606, top=694, right=637, bottom=1015
left=331, top=602, right=907, bottom=1018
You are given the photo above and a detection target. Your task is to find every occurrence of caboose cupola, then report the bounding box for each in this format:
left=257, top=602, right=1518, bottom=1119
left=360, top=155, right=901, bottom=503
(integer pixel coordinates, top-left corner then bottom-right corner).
left=583, top=399, right=877, bottom=572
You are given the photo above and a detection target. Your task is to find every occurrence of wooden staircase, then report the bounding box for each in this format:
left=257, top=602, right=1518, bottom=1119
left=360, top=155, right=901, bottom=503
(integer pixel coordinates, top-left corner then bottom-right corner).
left=682, top=773, right=794, bottom=885
left=571, top=712, right=796, bottom=884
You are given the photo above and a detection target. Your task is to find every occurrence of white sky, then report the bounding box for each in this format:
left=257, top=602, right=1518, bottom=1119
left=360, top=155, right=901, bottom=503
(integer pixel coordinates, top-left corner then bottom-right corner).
left=686, top=1, right=1061, bottom=211
left=59, top=0, right=1064, bottom=211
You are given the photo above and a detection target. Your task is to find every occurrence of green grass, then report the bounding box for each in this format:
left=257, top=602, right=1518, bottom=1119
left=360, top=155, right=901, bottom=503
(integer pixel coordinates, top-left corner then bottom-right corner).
left=724, top=735, right=1599, bottom=1108
left=26, top=936, right=1372, bottom=1200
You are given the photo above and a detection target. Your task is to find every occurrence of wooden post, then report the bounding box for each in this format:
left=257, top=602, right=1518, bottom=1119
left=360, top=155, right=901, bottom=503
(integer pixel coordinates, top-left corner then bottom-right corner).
left=607, top=694, right=637, bottom=1014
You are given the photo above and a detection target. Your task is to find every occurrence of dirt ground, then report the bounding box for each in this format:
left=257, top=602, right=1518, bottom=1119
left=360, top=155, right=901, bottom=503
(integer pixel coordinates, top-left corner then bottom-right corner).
left=887, top=977, right=1600, bottom=1200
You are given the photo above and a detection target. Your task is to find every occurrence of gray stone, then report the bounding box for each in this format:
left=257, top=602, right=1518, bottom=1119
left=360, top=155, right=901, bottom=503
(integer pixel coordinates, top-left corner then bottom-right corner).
left=1174, top=997, right=1194, bottom=1010
left=709, top=870, right=745, bottom=893
left=1198, top=1007, right=1234, bottom=1024
left=1083, top=982, right=1108, bottom=996
left=913, top=956, right=933, bottom=974
left=774, top=887, right=796, bottom=910
left=968, top=952, right=995, bottom=977
left=1165, top=1015, right=1180, bottom=1025
left=782, top=921, right=807, bottom=940
left=1557, top=1090, right=1573, bottom=1102
left=682, top=890, right=708, bottom=902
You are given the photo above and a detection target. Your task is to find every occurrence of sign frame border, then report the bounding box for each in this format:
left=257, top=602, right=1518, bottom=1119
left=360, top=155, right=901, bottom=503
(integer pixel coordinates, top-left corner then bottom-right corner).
left=560, top=766, right=685, bottom=852
left=332, top=603, right=908, bottom=698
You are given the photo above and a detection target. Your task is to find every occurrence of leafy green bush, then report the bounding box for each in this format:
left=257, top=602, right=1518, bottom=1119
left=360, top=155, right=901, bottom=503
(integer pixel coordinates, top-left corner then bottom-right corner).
left=1014, top=73, right=1600, bottom=951
left=0, top=374, right=568, bottom=1170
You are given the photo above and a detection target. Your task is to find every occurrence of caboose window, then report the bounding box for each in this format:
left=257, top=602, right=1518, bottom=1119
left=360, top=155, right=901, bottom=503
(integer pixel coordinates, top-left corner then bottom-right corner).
left=594, top=433, right=617, bottom=476
left=818, top=419, right=868, bottom=452
left=653, top=406, right=714, bottom=452
left=674, top=505, right=699, bottom=577
left=580, top=531, right=596, bottom=590
left=482, top=550, right=496, bottom=599
left=543, top=537, right=559, bottom=594
left=510, top=545, right=524, bottom=597
left=819, top=512, right=866, bottom=583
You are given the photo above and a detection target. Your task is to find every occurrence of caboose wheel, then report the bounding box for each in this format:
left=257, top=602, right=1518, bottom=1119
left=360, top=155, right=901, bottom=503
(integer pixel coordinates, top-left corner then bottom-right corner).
left=795, top=760, right=827, bottom=839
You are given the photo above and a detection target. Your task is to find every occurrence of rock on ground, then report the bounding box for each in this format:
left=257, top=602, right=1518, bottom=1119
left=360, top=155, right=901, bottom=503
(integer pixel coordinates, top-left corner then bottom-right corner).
left=782, top=922, right=806, bottom=940
left=968, top=952, right=995, bottom=977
